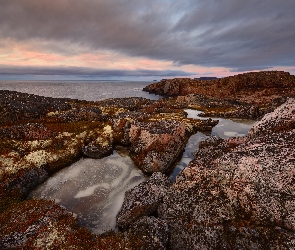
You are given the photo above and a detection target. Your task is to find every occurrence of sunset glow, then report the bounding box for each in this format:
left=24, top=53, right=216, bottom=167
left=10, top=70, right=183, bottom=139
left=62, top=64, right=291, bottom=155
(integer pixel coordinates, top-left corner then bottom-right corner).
left=0, top=0, right=294, bottom=80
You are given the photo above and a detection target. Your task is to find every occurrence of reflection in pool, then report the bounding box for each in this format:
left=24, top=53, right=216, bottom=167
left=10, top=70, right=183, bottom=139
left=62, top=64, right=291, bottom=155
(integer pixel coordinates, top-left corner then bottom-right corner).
left=184, top=109, right=256, bottom=139
left=29, top=150, right=147, bottom=234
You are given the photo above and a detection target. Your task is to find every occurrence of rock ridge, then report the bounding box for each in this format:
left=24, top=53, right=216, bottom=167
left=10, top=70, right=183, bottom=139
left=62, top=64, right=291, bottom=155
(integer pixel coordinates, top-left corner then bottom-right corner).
left=144, top=70, right=295, bottom=119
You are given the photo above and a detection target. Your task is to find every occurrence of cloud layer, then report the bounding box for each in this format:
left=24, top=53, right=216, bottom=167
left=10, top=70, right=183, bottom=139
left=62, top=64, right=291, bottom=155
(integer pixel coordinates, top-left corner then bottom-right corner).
left=0, top=65, right=193, bottom=78
left=0, top=0, right=295, bottom=78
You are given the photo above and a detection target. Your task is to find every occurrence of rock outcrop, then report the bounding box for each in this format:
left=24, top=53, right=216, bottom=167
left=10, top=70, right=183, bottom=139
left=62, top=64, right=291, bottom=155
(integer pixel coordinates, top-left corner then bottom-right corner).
left=129, top=120, right=187, bottom=173
left=0, top=90, right=72, bottom=123
left=143, top=71, right=295, bottom=103
left=82, top=125, right=114, bottom=158
left=248, top=97, right=295, bottom=138
left=144, top=71, right=295, bottom=119
left=157, top=98, right=295, bottom=249
left=2, top=83, right=293, bottom=248
left=0, top=90, right=216, bottom=249
left=0, top=199, right=97, bottom=249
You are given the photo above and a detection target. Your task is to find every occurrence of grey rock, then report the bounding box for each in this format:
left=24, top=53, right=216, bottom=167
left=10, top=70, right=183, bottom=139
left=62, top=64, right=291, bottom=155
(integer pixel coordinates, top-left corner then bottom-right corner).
left=158, top=99, right=295, bottom=249
left=117, top=172, right=171, bottom=230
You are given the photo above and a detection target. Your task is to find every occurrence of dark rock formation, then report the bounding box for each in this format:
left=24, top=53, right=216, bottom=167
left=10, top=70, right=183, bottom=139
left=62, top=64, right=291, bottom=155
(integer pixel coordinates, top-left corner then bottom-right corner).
left=4, top=167, right=49, bottom=197
left=49, top=106, right=108, bottom=122
left=82, top=141, right=113, bottom=159
left=97, top=97, right=154, bottom=111
left=117, top=172, right=171, bottom=229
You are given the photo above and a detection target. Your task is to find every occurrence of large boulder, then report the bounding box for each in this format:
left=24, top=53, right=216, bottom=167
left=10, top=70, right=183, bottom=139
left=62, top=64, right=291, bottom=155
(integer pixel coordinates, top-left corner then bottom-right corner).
left=129, top=120, right=187, bottom=174
left=111, top=111, right=151, bottom=145
left=158, top=99, right=295, bottom=249
left=117, top=172, right=171, bottom=230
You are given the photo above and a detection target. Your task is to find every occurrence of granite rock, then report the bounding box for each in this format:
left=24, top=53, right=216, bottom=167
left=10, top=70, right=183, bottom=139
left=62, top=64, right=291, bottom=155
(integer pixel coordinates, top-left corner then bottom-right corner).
left=124, top=216, right=169, bottom=250
left=248, top=97, right=295, bottom=138
left=82, top=125, right=114, bottom=158
left=117, top=172, right=171, bottom=229
left=158, top=99, right=295, bottom=249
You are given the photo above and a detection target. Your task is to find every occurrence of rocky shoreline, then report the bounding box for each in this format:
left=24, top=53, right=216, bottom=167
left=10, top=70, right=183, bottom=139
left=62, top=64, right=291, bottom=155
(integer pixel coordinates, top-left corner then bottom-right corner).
left=1, top=71, right=295, bottom=249
left=143, top=70, right=295, bottom=119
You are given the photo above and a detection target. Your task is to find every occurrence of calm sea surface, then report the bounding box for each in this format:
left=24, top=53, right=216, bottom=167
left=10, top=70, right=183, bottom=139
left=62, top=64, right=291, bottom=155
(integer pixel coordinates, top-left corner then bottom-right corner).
left=0, top=80, right=160, bottom=101
left=0, top=80, right=256, bottom=234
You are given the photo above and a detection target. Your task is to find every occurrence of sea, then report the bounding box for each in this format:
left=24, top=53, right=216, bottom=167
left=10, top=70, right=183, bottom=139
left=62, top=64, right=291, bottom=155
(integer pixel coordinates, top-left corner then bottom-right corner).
left=0, top=80, right=256, bottom=234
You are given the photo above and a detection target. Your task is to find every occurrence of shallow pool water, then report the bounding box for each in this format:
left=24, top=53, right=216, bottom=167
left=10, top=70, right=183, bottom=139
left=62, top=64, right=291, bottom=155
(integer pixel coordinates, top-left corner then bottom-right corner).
left=29, top=150, right=147, bottom=234
left=169, top=109, right=256, bottom=181
left=29, top=109, right=256, bottom=233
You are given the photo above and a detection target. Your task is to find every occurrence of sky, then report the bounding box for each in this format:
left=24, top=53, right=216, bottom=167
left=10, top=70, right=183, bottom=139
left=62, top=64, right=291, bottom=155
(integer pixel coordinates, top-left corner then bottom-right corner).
left=0, top=0, right=295, bottom=81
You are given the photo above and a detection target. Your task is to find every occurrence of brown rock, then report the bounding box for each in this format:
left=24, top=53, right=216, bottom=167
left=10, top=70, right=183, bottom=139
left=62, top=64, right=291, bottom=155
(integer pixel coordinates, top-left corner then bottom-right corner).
left=129, top=120, right=187, bottom=174
left=0, top=123, right=57, bottom=140
left=144, top=71, right=295, bottom=114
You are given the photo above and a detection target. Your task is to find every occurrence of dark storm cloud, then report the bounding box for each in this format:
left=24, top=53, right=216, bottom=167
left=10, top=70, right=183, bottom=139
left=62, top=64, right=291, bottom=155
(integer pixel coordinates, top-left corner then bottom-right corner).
left=0, top=65, right=193, bottom=77
left=0, top=0, right=295, bottom=71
